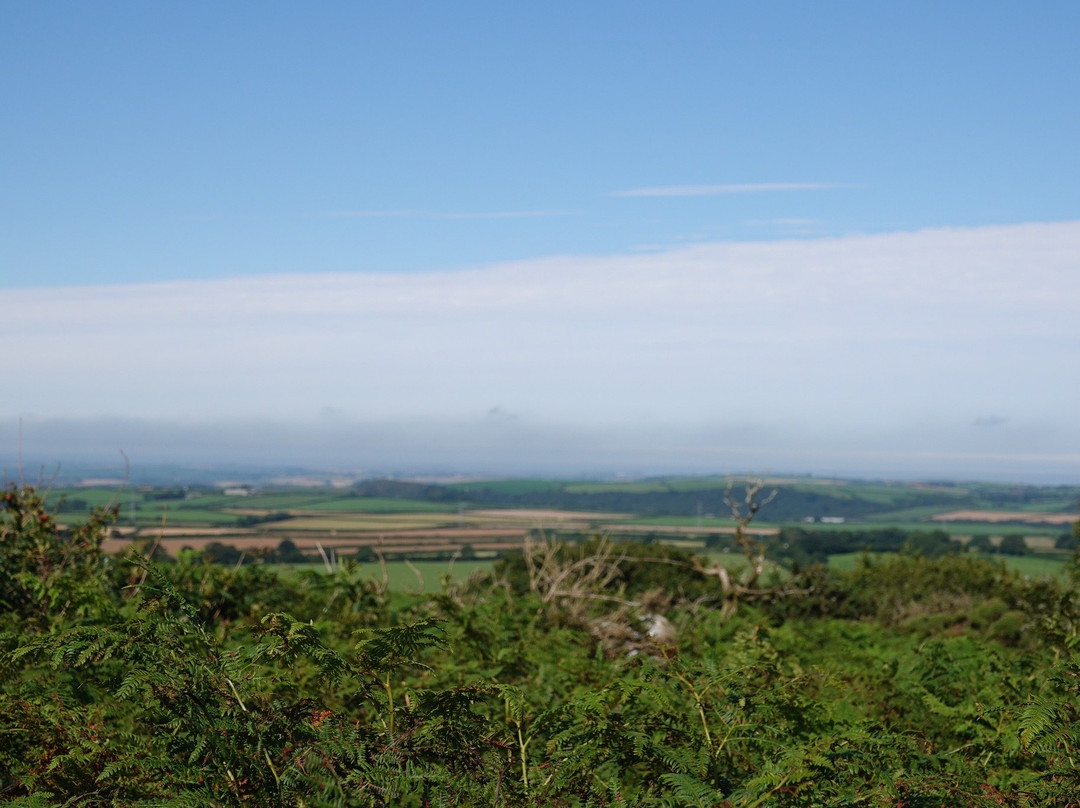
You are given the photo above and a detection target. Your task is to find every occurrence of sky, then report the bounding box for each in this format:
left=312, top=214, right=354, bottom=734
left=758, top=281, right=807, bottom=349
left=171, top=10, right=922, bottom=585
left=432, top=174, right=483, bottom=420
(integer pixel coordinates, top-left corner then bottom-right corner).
left=3, top=2, right=1079, bottom=482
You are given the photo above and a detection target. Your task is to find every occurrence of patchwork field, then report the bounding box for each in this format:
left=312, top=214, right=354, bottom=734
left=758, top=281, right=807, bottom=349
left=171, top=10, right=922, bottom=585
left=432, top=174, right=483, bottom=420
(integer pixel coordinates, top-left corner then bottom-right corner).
left=51, top=476, right=1078, bottom=564
left=932, top=509, right=1079, bottom=525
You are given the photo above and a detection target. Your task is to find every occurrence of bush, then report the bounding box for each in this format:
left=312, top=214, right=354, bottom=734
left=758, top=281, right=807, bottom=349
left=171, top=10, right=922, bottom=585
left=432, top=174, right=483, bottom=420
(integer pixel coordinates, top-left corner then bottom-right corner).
left=5, top=484, right=1080, bottom=807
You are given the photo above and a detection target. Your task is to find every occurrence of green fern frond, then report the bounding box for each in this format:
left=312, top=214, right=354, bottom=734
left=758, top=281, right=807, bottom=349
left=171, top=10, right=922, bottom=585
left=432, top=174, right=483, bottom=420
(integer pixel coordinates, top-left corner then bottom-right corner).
left=659, top=772, right=723, bottom=806
left=1019, top=697, right=1059, bottom=749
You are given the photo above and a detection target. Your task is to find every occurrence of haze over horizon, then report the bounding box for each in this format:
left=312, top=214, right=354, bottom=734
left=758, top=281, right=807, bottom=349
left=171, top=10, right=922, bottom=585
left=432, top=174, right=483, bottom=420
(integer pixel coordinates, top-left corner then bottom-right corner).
left=4, top=3, right=1078, bottom=483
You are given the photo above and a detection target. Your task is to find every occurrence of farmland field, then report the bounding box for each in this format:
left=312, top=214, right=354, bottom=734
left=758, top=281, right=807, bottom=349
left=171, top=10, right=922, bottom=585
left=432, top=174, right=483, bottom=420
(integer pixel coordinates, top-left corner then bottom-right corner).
left=448, top=478, right=568, bottom=495
left=827, top=551, right=1069, bottom=578
left=286, top=497, right=448, bottom=513
left=932, top=509, right=1079, bottom=525
left=272, top=559, right=495, bottom=592
left=44, top=476, right=1079, bottom=569
left=265, top=513, right=459, bottom=532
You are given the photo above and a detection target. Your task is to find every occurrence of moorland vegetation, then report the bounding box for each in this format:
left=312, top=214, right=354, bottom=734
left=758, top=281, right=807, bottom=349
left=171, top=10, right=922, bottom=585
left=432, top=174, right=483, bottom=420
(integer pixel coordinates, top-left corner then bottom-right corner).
left=3, top=483, right=1080, bottom=806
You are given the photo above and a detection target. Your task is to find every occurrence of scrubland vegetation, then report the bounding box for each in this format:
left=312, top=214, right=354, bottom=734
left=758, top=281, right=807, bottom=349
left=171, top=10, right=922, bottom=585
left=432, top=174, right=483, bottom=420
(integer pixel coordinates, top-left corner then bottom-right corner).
left=4, top=483, right=1080, bottom=806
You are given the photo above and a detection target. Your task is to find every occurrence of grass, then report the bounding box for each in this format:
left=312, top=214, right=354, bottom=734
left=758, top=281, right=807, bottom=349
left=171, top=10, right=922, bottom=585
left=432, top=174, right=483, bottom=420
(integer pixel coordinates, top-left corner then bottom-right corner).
left=135, top=507, right=249, bottom=525
left=827, top=551, right=1069, bottom=578
left=621, top=516, right=1065, bottom=539
left=175, top=493, right=331, bottom=510
left=59, top=506, right=242, bottom=527
left=288, top=497, right=449, bottom=513
left=177, top=493, right=451, bottom=513
left=861, top=505, right=972, bottom=522
left=271, top=559, right=495, bottom=592
left=48, top=487, right=130, bottom=509
left=776, top=520, right=1064, bottom=537
left=990, top=554, right=1071, bottom=578
left=449, top=479, right=569, bottom=495
left=624, top=516, right=741, bottom=528
left=564, top=476, right=730, bottom=494
left=564, top=477, right=969, bottom=501
left=929, top=522, right=1064, bottom=537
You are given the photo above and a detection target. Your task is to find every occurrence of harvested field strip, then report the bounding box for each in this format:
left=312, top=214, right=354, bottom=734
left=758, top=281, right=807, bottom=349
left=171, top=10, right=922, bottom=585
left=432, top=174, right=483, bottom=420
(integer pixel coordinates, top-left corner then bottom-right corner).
left=120, top=527, right=257, bottom=537
left=268, top=528, right=528, bottom=539
left=622, top=516, right=740, bottom=528
left=103, top=535, right=527, bottom=556
left=266, top=514, right=458, bottom=531
left=932, top=510, right=1078, bottom=525
left=108, top=527, right=529, bottom=545
left=605, top=523, right=778, bottom=536
left=469, top=508, right=634, bottom=521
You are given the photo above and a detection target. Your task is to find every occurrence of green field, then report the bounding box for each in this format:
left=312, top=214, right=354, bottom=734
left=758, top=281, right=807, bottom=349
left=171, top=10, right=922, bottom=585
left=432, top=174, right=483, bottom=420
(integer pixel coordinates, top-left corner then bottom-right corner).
left=622, top=515, right=739, bottom=529
left=174, top=493, right=447, bottom=512
left=449, top=478, right=569, bottom=495
left=287, top=497, right=448, bottom=513
left=134, top=507, right=248, bottom=525
left=48, top=487, right=130, bottom=509
left=786, top=519, right=1063, bottom=537
left=860, top=504, right=970, bottom=522
left=564, top=476, right=732, bottom=494
left=622, top=514, right=1066, bottom=539
left=272, top=559, right=494, bottom=592
left=172, top=493, right=335, bottom=510
left=827, top=551, right=1068, bottom=578
left=266, top=513, right=459, bottom=531
left=58, top=504, right=243, bottom=527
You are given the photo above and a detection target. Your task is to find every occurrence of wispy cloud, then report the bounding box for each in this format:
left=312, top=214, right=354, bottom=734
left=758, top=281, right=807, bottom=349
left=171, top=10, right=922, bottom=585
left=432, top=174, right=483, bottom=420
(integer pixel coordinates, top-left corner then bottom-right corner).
left=3, top=221, right=1078, bottom=476
left=318, top=208, right=582, bottom=220
left=610, top=182, right=848, bottom=198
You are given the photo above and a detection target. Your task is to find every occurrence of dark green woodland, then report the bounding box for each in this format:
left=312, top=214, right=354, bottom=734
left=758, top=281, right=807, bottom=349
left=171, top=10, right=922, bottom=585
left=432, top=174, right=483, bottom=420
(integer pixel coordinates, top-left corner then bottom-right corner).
left=3, top=484, right=1080, bottom=807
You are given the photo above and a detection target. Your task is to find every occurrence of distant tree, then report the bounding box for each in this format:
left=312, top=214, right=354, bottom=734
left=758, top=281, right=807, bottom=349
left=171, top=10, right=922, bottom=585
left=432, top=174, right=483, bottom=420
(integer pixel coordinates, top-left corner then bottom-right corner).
left=202, top=541, right=244, bottom=565
left=999, top=534, right=1029, bottom=556
left=273, top=538, right=307, bottom=563
left=905, top=530, right=959, bottom=558
left=133, top=538, right=175, bottom=564
left=969, top=535, right=994, bottom=553
left=144, top=487, right=188, bottom=501
left=1055, top=532, right=1079, bottom=551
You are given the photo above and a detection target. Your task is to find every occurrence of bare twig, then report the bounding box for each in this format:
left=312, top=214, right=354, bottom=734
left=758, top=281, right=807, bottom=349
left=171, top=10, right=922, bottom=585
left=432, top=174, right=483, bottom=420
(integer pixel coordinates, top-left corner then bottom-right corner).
left=315, top=542, right=334, bottom=574
left=403, top=558, right=425, bottom=594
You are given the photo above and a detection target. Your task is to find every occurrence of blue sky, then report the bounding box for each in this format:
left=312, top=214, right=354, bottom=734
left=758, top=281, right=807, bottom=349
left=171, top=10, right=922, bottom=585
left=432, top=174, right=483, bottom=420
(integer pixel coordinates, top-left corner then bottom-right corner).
left=3, top=3, right=1079, bottom=480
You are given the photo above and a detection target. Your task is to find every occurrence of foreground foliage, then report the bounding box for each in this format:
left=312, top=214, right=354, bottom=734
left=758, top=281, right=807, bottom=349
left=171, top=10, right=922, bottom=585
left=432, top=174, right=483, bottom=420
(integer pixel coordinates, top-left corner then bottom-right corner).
left=3, top=484, right=1080, bottom=807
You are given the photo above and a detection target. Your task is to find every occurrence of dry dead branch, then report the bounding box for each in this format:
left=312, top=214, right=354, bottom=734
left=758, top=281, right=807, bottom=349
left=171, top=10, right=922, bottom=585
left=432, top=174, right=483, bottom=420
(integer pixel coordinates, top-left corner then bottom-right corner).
left=523, top=533, right=639, bottom=619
